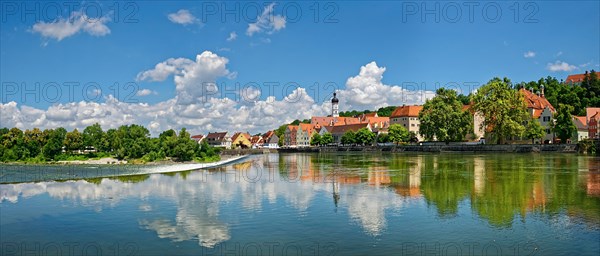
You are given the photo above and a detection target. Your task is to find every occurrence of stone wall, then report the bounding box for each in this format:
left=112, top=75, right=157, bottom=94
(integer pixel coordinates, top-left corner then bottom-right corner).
left=277, top=144, right=579, bottom=153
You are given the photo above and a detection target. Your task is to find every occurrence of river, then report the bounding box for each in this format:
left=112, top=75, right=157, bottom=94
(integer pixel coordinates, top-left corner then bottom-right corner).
left=1, top=152, right=599, bottom=255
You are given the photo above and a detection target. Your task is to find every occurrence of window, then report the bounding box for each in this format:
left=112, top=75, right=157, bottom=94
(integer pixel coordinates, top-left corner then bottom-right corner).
left=411, top=124, right=415, bottom=127
left=546, top=129, right=551, bottom=134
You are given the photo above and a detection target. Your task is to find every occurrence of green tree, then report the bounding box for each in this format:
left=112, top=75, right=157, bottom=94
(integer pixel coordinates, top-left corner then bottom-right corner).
left=388, top=124, right=409, bottom=144
left=355, top=128, right=376, bottom=145
left=321, top=133, right=334, bottom=145
left=419, top=88, right=473, bottom=143
left=457, top=93, right=472, bottom=105
left=2, top=127, right=23, bottom=149
left=113, top=125, right=150, bottom=159
left=275, top=124, right=287, bottom=147
left=83, top=123, right=104, bottom=151
left=376, top=106, right=397, bottom=117
left=523, top=119, right=545, bottom=144
left=173, top=128, right=198, bottom=161
left=23, top=128, right=43, bottom=157
left=159, top=129, right=178, bottom=157
left=377, top=133, right=390, bottom=143
left=341, top=131, right=356, bottom=145
left=43, top=129, right=64, bottom=160
left=473, top=78, right=529, bottom=144
left=64, top=129, right=83, bottom=152
left=553, top=104, right=577, bottom=143
left=310, top=133, right=322, bottom=146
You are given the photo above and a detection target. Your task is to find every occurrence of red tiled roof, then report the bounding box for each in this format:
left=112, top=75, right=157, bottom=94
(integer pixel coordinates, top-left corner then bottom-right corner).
left=519, top=88, right=555, bottom=112
left=586, top=108, right=600, bottom=122
left=206, top=132, right=227, bottom=140
left=565, top=73, right=587, bottom=84
left=231, top=132, right=251, bottom=142
left=532, top=109, right=544, bottom=119
left=191, top=134, right=204, bottom=139
left=287, top=125, right=299, bottom=132
left=250, top=136, right=262, bottom=144
left=262, top=130, right=274, bottom=140
left=299, top=123, right=315, bottom=134
left=390, top=105, right=423, bottom=118
left=330, top=123, right=370, bottom=134
left=311, top=116, right=361, bottom=126
left=573, top=116, right=587, bottom=130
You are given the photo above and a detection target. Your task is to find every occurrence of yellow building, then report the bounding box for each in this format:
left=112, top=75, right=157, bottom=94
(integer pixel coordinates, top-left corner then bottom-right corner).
left=231, top=132, right=251, bottom=149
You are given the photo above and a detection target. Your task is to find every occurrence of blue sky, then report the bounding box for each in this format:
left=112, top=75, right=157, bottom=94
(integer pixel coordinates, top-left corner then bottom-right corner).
left=1, top=1, right=599, bottom=134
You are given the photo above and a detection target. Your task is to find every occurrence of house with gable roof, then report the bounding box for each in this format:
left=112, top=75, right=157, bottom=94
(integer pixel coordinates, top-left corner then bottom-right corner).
left=519, top=87, right=556, bottom=143
left=231, top=132, right=252, bottom=149
left=262, top=131, right=279, bottom=148
left=206, top=132, right=232, bottom=149
left=284, top=125, right=299, bottom=147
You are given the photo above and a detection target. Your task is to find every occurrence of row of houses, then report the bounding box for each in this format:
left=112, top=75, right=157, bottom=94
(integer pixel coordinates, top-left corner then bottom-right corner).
left=191, top=130, right=279, bottom=149
left=282, top=92, right=485, bottom=147
left=283, top=73, right=598, bottom=147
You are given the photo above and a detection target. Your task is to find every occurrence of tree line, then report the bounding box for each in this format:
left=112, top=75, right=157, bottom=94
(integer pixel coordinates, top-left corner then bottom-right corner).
left=0, top=124, right=219, bottom=163
left=420, top=77, right=578, bottom=144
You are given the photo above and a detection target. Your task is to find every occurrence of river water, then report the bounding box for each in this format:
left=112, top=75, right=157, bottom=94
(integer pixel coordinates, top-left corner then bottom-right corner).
left=1, top=153, right=599, bottom=255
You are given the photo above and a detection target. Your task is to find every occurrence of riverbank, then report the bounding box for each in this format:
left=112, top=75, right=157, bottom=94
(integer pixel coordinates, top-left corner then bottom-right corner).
left=278, top=144, right=580, bottom=153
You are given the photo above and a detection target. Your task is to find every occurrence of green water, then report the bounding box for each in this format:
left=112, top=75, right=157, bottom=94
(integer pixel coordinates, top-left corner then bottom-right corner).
left=1, top=153, right=599, bottom=255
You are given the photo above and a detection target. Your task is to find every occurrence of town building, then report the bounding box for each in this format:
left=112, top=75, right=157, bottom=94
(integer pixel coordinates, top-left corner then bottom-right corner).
left=206, top=132, right=232, bottom=149
left=191, top=134, right=205, bottom=144
left=390, top=105, right=424, bottom=141
left=330, top=123, right=372, bottom=144
left=565, top=71, right=597, bottom=85
left=296, top=123, right=316, bottom=147
left=572, top=116, right=589, bottom=142
left=589, top=113, right=600, bottom=139
left=262, top=131, right=280, bottom=148
left=519, top=87, right=556, bottom=143
left=231, top=132, right=252, bottom=149
left=463, top=105, right=485, bottom=141
left=284, top=125, right=298, bottom=147
left=586, top=108, right=600, bottom=139
left=250, top=135, right=263, bottom=149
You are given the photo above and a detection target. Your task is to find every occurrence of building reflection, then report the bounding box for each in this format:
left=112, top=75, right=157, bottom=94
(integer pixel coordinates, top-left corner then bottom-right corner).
left=394, top=156, right=422, bottom=198
left=586, top=158, right=600, bottom=197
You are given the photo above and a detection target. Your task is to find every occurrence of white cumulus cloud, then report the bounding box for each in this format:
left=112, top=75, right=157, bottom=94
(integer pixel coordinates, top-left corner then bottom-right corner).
left=246, top=3, right=286, bottom=36
left=338, top=62, right=435, bottom=111
left=31, top=11, right=111, bottom=41
left=168, top=9, right=198, bottom=25
left=546, top=61, right=577, bottom=72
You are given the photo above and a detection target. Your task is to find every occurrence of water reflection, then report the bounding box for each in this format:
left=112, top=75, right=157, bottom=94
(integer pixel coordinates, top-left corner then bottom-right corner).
left=1, top=153, right=599, bottom=250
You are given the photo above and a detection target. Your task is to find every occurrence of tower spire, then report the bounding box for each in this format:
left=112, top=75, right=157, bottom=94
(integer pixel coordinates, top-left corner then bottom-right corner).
left=331, top=92, right=339, bottom=118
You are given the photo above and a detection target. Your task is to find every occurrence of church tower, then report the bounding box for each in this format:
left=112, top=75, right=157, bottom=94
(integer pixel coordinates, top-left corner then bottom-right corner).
left=332, top=92, right=339, bottom=117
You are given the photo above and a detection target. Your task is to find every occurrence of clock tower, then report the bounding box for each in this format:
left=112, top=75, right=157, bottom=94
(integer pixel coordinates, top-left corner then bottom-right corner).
left=332, top=92, right=339, bottom=117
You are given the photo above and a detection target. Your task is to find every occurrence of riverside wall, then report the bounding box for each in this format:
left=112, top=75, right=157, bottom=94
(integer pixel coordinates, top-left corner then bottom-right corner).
left=276, top=144, right=579, bottom=153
